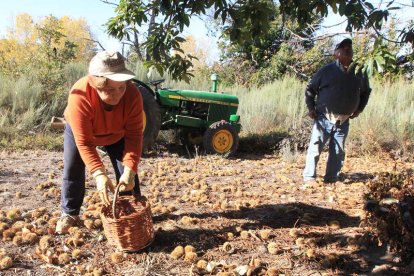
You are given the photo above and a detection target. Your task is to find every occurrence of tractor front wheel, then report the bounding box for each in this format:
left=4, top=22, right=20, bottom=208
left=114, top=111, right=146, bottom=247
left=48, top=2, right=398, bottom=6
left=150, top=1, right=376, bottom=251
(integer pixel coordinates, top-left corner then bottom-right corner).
left=203, top=121, right=239, bottom=157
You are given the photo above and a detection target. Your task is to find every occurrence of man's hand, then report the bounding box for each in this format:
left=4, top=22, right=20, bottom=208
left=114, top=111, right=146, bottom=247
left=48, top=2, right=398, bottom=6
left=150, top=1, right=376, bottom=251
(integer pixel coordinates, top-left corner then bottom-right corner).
left=350, top=110, right=361, bottom=119
left=307, top=109, right=317, bottom=119
left=92, top=168, right=115, bottom=205
left=119, top=166, right=136, bottom=192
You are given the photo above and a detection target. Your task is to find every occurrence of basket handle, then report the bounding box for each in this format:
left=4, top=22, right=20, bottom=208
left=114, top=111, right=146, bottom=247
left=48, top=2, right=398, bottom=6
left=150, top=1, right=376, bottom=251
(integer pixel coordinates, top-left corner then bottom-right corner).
left=112, top=182, right=136, bottom=219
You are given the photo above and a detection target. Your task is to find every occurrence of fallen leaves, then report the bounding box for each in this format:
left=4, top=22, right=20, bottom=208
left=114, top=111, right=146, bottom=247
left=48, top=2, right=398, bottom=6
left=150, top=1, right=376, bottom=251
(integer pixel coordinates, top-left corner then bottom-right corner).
left=0, top=150, right=412, bottom=275
left=364, top=169, right=414, bottom=262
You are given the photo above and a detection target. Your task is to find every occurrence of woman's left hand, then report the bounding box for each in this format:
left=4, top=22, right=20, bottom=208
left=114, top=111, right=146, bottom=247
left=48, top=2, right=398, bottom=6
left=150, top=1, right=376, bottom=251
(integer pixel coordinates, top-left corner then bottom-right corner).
left=92, top=168, right=115, bottom=205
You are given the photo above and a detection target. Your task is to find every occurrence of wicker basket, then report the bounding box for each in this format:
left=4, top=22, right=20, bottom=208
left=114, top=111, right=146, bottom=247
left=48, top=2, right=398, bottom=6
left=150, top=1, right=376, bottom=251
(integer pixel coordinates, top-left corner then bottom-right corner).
left=100, top=183, right=154, bottom=252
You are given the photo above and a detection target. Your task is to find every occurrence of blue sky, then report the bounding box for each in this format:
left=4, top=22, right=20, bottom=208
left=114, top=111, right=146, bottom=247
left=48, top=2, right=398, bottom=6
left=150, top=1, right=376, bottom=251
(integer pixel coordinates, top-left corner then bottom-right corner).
left=0, top=0, right=123, bottom=50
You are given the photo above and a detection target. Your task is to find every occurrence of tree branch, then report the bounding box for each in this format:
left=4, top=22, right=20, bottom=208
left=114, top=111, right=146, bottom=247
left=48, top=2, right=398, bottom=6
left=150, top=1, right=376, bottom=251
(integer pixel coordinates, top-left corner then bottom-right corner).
left=284, top=27, right=371, bottom=44
left=321, top=19, right=348, bottom=28
left=393, top=1, right=414, bottom=8
left=287, top=64, right=309, bottom=79
left=99, top=0, right=118, bottom=7
left=372, top=26, right=406, bottom=44
left=82, top=38, right=105, bottom=50
left=120, top=41, right=135, bottom=46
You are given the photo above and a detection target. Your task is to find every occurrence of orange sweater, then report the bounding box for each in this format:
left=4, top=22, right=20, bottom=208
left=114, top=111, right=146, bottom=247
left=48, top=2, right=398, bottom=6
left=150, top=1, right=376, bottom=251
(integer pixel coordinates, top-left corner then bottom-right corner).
left=64, top=77, right=143, bottom=173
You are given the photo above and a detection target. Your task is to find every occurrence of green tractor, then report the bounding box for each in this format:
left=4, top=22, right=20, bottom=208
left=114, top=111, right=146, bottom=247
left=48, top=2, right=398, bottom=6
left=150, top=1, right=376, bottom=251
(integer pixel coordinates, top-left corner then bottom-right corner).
left=135, top=74, right=241, bottom=156
left=51, top=74, right=241, bottom=156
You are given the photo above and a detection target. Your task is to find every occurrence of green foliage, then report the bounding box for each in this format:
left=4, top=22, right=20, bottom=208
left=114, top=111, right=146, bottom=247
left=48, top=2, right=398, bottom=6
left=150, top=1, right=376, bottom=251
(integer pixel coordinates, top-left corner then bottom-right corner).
left=352, top=38, right=397, bottom=78
left=222, top=0, right=275, bottom=42
left=0, top=14, right=94, bottom=146
left=33, top=16, right=79, bottom=93
left=0, top=14, right=93, bottom=84
left=218, top=40, right=331, bottom=87
left=279, top=0, right=392, bottom=32
left=249, top=43, right=293, bottom=85
left=106, top=0, right=402, bottom=81
left=217, top=2, right=323, bottom=85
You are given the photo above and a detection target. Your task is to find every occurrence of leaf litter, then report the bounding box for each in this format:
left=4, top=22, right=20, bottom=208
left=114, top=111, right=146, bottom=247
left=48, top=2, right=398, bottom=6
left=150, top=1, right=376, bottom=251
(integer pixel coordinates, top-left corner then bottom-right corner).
left=0, top=149, right=413, bottom=275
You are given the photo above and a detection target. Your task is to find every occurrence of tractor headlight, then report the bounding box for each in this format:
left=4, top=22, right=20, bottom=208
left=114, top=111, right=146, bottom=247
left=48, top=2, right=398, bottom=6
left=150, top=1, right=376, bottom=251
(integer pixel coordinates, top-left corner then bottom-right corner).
left=229, top=114, right=240, bottom=123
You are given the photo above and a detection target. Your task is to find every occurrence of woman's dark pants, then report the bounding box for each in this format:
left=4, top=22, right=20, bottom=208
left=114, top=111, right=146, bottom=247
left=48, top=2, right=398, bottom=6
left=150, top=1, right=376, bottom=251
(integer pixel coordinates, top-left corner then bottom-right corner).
left=61, top=124, right=140, bottom=215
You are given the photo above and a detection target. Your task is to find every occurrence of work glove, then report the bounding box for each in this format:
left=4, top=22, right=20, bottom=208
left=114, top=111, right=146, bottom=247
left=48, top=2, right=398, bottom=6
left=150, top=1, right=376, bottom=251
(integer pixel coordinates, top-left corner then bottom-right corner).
left=119, top=166, right=136, bottom=192
left=92, top=168, right=115, bottom=205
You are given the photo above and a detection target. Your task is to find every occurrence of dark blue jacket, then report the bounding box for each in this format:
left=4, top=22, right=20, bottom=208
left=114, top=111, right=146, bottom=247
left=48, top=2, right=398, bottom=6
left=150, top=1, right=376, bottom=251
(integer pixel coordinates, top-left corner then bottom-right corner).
left=305, top=62, right=371, bottom=115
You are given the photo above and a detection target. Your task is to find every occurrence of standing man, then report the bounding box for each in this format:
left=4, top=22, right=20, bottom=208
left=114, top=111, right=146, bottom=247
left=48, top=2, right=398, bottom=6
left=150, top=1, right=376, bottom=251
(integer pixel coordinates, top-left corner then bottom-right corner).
left=303, top=38, right=371, bottom=184
left=56, top=51, right=144, bottom=234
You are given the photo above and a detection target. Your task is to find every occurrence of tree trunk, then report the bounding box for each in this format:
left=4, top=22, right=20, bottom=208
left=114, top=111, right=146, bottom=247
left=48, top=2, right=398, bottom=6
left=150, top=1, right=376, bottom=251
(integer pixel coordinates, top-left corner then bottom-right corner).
left=133, top=30, right=143, bottom=61
left=146, top=4, right=157, bottom=61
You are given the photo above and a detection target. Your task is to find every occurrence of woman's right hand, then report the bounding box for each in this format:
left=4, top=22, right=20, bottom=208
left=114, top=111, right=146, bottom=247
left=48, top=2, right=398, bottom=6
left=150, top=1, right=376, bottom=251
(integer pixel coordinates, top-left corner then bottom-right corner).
left=92, top=168, right=115, bottom=205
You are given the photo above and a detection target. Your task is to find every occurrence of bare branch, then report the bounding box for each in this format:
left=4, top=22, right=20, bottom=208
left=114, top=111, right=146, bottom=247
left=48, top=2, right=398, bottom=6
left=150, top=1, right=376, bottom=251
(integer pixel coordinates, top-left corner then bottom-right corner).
left=372, top=26, right=405, bottom=44
left=284, top=27, right=372, bottom=44
left=121, top=41, right=135, bottom=46
left=321, top=19, right=348, bottom=28
left=82, top=37, right=106, bottom=50
left=99, top=0, right=118, bottom=7
left=394, top=1, right=414, bottom=7
left=287, top=64, right=309, bottom=79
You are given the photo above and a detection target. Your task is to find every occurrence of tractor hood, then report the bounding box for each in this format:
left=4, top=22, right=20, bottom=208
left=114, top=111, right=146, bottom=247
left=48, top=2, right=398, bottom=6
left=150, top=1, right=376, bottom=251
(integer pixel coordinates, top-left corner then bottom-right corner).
left=158, top=89, right=239, bottom=107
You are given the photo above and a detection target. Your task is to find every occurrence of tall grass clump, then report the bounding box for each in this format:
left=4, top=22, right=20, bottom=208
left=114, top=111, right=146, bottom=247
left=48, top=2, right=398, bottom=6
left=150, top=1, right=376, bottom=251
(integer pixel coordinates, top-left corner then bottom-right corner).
left=0, top=67, right=72, bottom=132
left=0, top=74, right=43, bottom=130
left=0, top=62, right=87, bottom=150
left=62, top=61, right=87, bottom=89
left=349, top=78, right=414, bottom=154
left=233, top=75, right=306, bottom=134
left=233, top=75, right=414, bottom=156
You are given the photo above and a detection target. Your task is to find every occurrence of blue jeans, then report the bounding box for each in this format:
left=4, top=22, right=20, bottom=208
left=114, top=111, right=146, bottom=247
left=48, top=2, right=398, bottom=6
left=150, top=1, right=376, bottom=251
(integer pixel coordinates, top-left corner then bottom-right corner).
left=61, top=124, right=140, bottom=215
left=303, top=113, right=349, bottom=183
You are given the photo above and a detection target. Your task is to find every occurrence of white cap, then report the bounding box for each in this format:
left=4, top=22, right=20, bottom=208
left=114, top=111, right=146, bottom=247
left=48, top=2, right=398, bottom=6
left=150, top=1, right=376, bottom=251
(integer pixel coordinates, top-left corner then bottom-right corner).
left=88, top=51, right=135, bottom=81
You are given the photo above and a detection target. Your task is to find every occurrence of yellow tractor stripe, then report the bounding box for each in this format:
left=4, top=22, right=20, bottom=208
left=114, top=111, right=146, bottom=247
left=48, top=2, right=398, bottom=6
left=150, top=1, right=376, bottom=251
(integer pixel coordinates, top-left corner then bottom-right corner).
left=168, top=95, right=239, bottom=107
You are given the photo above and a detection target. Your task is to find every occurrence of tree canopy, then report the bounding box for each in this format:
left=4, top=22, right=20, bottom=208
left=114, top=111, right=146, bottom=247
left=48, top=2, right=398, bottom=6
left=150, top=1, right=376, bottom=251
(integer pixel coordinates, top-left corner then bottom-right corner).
left=105, top=0, right=414, bottom=81
left=0, top=14, right=95, bottom=91
left=0, top=14, right=95, bottom=77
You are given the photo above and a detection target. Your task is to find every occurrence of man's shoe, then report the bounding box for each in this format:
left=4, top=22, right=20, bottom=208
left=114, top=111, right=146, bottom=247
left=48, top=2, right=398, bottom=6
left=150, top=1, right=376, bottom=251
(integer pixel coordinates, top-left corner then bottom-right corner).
left=56, top=214, right=80, bottom=234
left=323, top=178, right=338, bottom=184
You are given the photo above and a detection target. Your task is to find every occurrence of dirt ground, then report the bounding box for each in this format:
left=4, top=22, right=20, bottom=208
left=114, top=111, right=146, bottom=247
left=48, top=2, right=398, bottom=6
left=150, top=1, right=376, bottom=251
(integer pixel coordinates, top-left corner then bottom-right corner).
left=0, top=147, right=413, bottom=275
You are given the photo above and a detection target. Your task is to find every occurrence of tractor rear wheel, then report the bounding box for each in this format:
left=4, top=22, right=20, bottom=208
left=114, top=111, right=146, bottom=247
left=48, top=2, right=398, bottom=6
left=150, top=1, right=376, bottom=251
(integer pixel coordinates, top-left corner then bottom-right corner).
left=135, top=83, right=161, bottom=153
left=203, top=121, right=239, bottom=157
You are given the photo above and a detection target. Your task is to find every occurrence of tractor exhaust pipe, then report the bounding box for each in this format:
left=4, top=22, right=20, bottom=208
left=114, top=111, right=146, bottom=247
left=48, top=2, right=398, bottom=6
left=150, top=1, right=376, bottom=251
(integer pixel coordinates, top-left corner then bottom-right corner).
left=211, top=73, right=219, bottom=93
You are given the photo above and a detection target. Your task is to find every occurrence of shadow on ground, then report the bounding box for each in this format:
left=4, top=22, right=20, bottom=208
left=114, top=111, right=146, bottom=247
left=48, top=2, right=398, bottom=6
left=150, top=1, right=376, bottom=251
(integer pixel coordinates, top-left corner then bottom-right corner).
left=144, top=130, right=288, bottom=159
left=0, top=169, right=16, bottom=184
left=341, top=172, right=375, bottom=184
left=138, top=202, right=407, bottom=274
